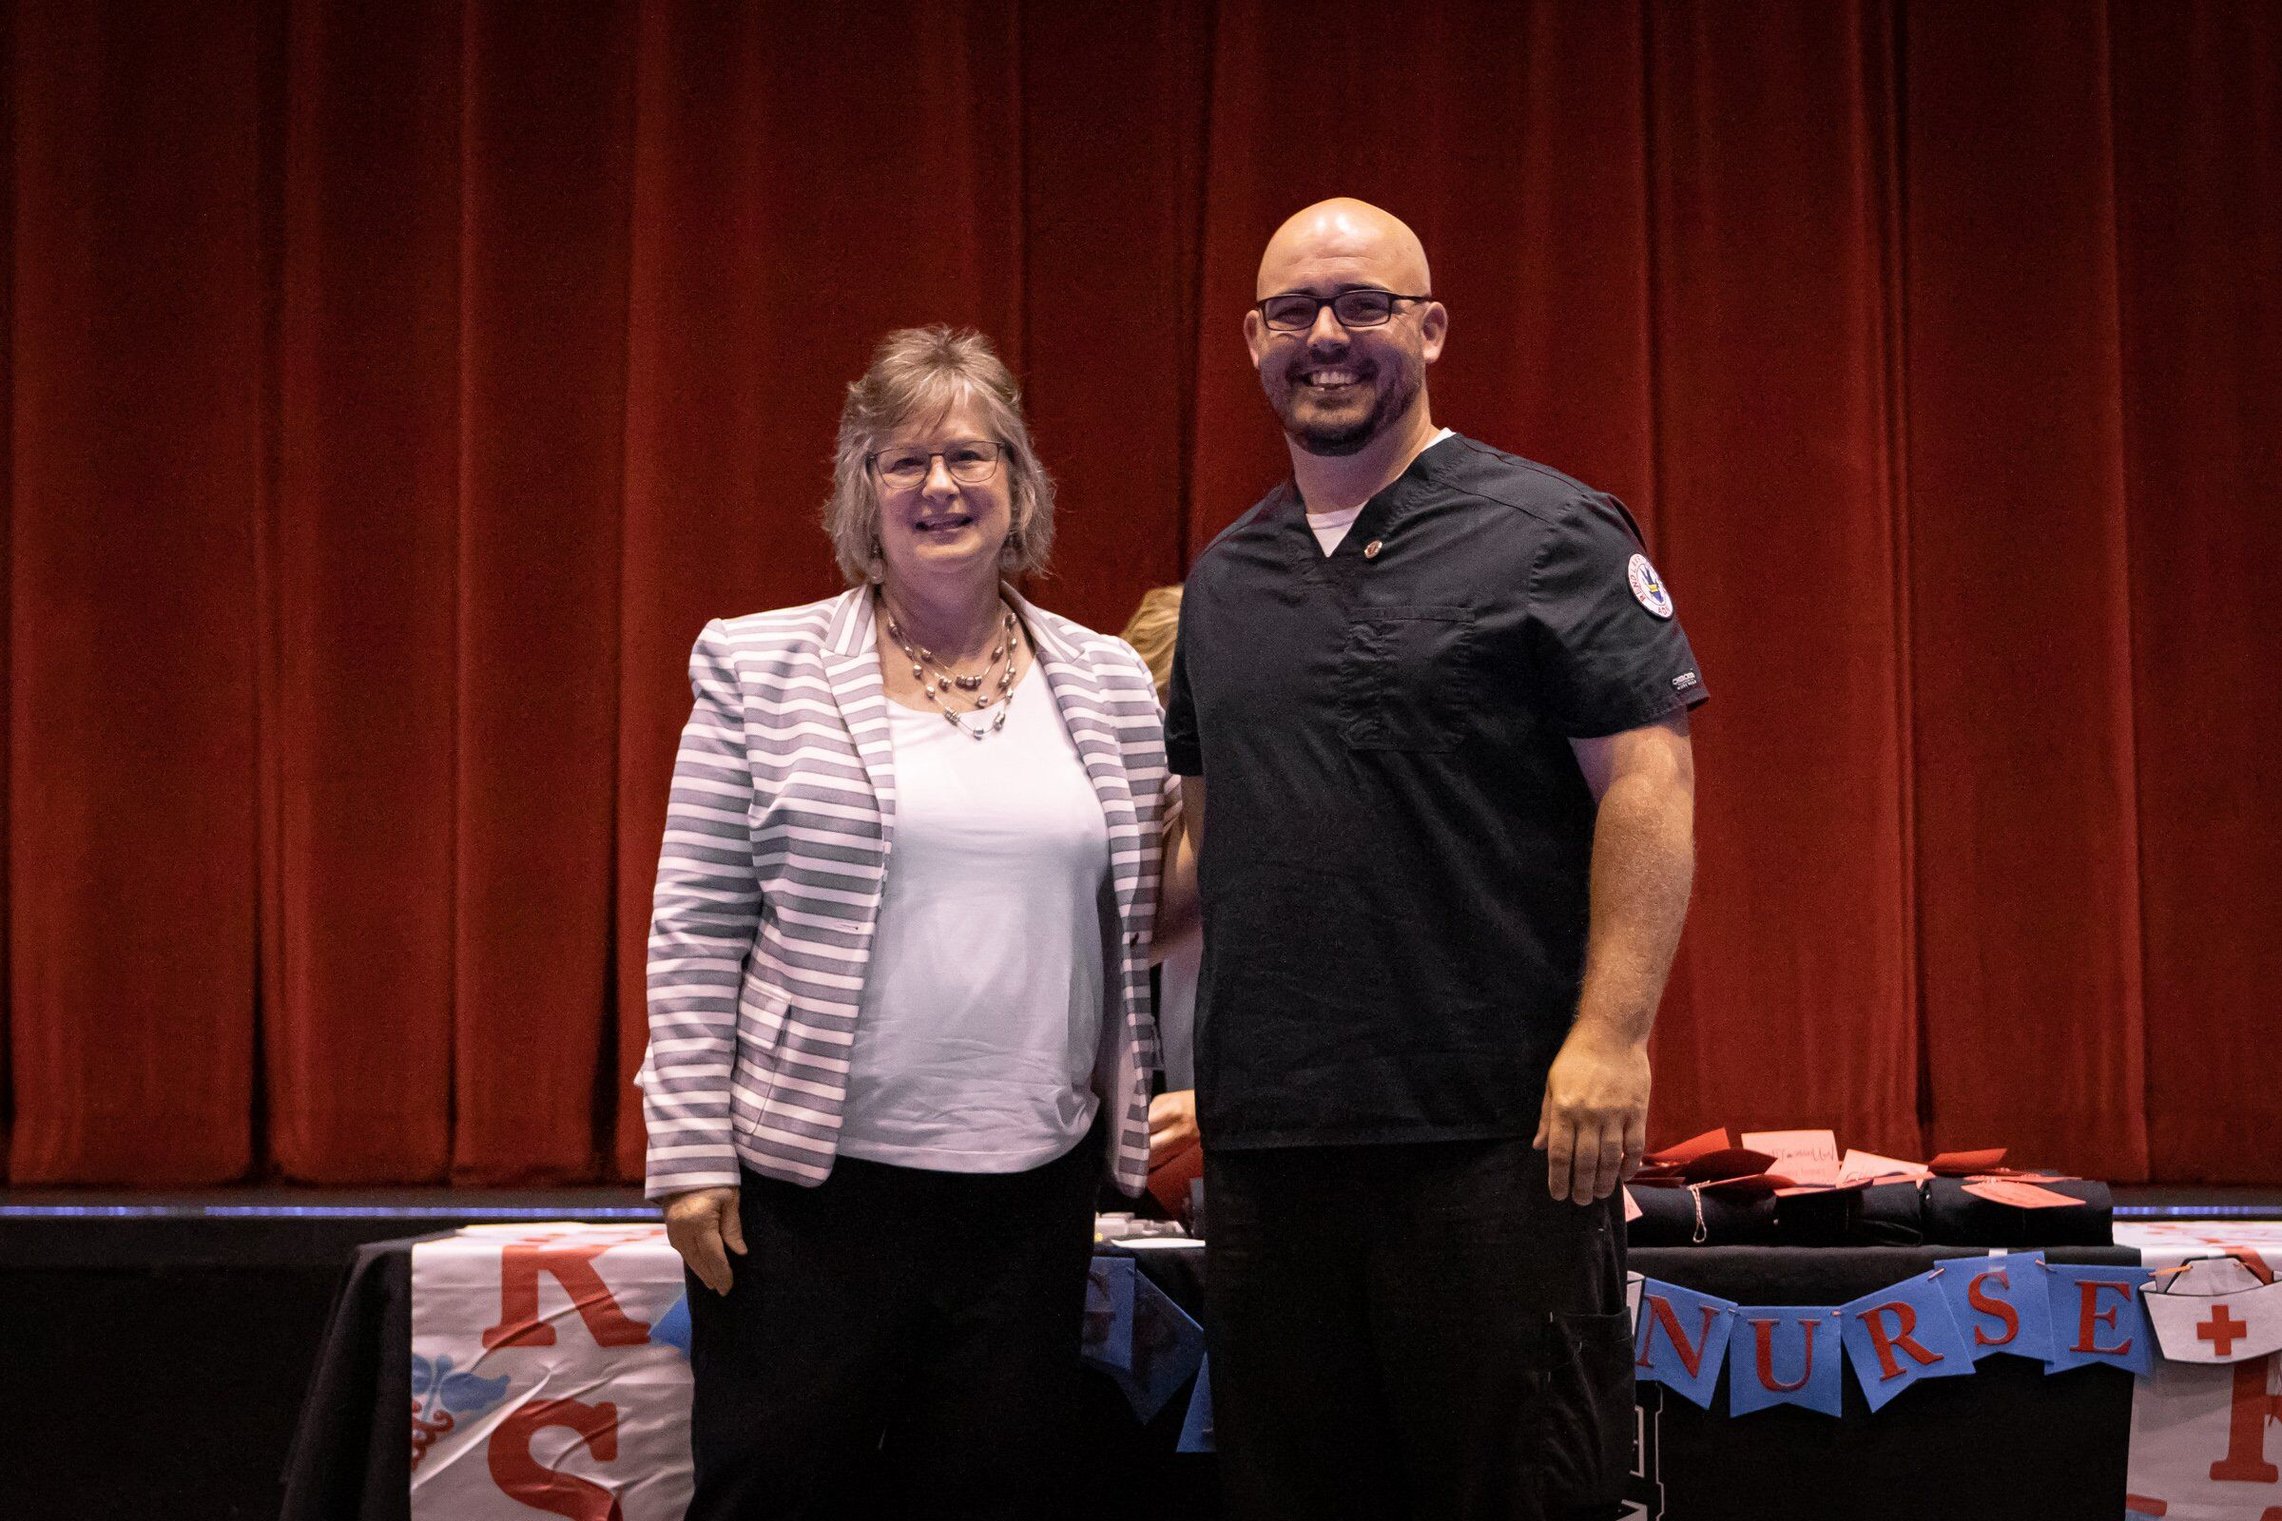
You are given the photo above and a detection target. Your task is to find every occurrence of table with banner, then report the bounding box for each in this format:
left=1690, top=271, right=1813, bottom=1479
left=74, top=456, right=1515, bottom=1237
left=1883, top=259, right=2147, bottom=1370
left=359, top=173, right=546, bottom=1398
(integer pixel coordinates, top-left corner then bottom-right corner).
left=280, top=1221, right=2282, bottom=1521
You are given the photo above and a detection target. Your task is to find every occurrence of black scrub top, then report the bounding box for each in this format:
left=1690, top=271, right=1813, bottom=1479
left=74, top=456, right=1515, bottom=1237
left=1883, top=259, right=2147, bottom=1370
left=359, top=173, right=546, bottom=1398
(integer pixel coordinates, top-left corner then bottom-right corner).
left=1164, top=433, right=1708, bottom=1151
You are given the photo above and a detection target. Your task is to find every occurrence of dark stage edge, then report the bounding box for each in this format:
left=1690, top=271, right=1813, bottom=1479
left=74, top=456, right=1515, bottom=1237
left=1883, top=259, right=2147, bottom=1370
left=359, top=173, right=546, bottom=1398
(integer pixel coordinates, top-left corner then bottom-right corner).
left=0, top=1187, right=643, bottom=1521
left=0, top=1185, right=652, bottom=1269
left=6, top=1181, right=2277, bottom=1268
left=1, top=1185, right=2277, bottom=1521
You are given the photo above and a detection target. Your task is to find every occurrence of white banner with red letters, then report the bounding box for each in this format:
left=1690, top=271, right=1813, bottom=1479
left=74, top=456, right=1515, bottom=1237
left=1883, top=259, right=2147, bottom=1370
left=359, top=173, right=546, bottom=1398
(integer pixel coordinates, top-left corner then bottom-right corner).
left=2118, top=1222, right=2282, bottom=1519
left=410, top=1223, right=694, bottom=1520
left=401, top=1217, right=2282, bottom=1516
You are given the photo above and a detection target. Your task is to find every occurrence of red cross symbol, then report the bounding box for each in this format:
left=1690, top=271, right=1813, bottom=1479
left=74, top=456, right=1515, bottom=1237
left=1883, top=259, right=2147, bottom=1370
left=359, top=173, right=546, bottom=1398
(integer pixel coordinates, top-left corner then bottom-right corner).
left=2198, top=1304, right=2249, bottom=1358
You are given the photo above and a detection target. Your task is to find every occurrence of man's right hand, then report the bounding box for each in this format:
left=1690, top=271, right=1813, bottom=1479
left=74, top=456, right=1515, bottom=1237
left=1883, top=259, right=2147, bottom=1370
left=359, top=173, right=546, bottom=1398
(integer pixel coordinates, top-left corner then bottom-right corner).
left=663, top=1185, right=746, bottom=1295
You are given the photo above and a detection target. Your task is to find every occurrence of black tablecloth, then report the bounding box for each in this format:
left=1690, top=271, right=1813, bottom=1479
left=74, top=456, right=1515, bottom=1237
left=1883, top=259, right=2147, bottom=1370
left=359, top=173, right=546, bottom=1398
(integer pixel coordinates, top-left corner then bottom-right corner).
left=282, top=1239, right=2140, bottom=1521
left=280, top=1235, right=1217, bottom=1521
left=1620, top=1246, right=2136, bottom=1520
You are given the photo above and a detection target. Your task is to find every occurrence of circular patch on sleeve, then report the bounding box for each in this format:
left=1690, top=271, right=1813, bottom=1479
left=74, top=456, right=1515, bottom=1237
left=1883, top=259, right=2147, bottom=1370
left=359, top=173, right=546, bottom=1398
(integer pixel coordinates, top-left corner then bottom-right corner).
left=1627, top=553, right=1675, bottom=619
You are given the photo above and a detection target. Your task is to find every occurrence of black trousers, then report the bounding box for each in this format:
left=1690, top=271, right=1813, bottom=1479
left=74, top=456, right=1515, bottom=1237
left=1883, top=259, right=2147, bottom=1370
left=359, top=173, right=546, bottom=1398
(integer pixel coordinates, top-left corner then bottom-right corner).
left=684, top=1125, right=1101, bottom=1521
left=1204, top=1137, right=1635, bottom=1521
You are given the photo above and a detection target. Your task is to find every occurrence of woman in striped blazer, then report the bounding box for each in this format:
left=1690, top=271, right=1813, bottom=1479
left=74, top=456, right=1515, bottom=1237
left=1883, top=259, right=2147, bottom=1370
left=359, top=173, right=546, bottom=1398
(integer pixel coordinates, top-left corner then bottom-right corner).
left=637, top=326, right=1175, bottom=1520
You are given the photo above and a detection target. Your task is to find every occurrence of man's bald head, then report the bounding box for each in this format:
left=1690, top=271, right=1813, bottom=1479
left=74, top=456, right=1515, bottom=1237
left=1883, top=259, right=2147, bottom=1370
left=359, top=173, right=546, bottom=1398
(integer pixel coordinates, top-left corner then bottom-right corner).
left=1256, top=198, right=1432, bottom=301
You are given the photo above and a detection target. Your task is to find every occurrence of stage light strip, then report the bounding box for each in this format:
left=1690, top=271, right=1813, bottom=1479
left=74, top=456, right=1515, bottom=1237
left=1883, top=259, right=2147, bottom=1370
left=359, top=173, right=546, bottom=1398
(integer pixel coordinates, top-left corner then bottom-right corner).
left=5, top=1203, right=2276, bottom=1222
left=0, top=1204, right=657, bottom=1220
left=2114, top=1204, right=2282, bottom=1219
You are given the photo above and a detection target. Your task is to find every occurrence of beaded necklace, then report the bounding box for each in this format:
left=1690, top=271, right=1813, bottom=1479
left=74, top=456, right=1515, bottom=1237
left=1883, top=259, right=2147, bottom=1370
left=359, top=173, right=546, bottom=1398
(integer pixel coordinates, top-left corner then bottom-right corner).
left=882, top=597, right=1022, bottom=741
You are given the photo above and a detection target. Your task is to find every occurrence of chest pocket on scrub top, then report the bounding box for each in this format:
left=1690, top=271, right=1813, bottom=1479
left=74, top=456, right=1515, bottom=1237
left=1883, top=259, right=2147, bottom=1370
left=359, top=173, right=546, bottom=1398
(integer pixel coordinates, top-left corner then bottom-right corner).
left=1338, top=605, right=1477, bottom=752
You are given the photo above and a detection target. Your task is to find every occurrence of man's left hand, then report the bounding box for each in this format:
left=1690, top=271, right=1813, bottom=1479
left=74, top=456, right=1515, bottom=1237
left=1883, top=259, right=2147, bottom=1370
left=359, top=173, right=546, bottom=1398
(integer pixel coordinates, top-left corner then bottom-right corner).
left=1534, top=1030, right=1651, bottom=1206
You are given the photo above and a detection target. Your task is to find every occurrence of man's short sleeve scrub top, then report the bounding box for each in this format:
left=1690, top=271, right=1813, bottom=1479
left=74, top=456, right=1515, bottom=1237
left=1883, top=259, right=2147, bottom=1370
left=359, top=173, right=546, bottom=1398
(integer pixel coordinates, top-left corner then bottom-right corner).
left=1163, top=433, right=1708, bottom=1151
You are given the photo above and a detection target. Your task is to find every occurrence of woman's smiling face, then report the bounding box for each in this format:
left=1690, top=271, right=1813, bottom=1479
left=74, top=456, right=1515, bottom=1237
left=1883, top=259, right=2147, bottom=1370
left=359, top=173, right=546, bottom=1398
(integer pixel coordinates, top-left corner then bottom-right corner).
left=871, top=394, right=1013, bottom=593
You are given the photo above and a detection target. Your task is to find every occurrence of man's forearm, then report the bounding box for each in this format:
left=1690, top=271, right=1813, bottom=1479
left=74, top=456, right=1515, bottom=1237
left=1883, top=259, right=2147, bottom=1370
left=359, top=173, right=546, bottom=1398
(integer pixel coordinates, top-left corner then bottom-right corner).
left=1572, top=766, right=1695, bottom=1046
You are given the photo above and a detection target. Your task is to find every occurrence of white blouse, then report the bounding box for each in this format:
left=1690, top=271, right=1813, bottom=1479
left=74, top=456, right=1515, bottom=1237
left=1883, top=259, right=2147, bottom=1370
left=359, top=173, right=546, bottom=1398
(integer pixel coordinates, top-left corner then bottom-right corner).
left=836, top=659, right=1115, bottom=1172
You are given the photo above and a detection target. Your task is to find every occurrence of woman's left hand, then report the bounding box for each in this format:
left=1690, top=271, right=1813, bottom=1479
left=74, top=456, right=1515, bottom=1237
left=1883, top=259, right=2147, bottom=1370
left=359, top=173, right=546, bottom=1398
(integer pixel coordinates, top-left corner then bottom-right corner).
left=1148, top=1089, right=1200, bottom=1168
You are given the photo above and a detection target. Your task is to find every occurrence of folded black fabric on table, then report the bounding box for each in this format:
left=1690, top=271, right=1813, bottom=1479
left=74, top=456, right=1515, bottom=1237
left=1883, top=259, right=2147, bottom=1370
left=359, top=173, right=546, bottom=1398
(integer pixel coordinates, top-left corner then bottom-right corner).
left=1768, top=1181, right=1926, bottom=1247
left=1919, top=1179, right=2113, bottom=1247
left=1626, top=1185, right=1778, bottom=1246
left=1634, top=1179, right=2110, bottom=1250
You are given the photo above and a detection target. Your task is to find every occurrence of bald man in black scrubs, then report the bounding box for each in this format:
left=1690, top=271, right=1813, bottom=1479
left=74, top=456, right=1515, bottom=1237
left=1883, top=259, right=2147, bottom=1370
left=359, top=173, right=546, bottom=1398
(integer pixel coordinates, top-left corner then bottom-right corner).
left=1165, top=199, right=1707, bottom=1520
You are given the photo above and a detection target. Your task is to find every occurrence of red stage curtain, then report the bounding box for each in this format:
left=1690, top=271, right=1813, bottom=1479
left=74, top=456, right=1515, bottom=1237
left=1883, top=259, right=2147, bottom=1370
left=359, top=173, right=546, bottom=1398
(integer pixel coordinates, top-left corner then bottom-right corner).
left=1905, top=1, right=2149, bottom=1178
left=10, top=1, right=266, bottom=1184
left=266, top=0, right=462, bottom=1182
left=6, top=0, right=2275, bottom=1186
left=1639, top=1, right=1920, bottom=1160
left=2110, top=1, right=2282, bottom=1183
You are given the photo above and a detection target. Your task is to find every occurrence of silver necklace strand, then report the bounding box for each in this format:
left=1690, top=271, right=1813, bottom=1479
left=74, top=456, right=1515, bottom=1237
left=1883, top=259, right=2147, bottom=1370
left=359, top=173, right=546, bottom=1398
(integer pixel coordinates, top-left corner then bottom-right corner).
left=884, top=600, right=1022, bottom=741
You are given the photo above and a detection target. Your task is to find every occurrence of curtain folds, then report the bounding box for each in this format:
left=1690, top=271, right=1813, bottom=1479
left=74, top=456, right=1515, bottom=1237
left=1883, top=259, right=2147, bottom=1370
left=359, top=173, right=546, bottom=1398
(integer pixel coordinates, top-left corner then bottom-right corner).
left=6, top=0, right=2273, bottom=1186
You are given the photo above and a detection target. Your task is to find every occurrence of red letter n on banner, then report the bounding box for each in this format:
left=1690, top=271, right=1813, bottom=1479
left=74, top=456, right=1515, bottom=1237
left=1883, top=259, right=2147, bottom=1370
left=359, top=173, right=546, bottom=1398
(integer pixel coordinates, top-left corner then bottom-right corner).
left=488, top=1398, right=624, bottom=1520
left=482, top=1244, right=652, bottom=1349
left=1637, top=1294, right=1719, bottom=1379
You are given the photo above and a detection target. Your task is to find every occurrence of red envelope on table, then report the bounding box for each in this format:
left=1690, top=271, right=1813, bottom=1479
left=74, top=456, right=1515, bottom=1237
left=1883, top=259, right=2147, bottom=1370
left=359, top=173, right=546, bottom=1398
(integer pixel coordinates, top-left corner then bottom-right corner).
left=1836, top=1148, right=1932, bottom=1187
left=1774, top=1179, right=1872, bottom=1198
left=1642, top=1129, right=1733, bottom=1167
left=1961, top=1178, right=2083, bottom=1210
left=1670, top=1148, right=1779, bottom=1183
left=1929, top=1148, right=2008, bottom=1177
left=1741, top=1129, right=1841, bottom=1189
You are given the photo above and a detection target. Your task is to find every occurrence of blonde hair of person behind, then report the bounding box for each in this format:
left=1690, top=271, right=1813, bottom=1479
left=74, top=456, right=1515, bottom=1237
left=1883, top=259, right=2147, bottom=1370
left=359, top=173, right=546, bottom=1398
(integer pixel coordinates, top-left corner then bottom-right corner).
left=823, top=325, right=1056, bottom=586
left=1120, top=584, right=1183, bottom=701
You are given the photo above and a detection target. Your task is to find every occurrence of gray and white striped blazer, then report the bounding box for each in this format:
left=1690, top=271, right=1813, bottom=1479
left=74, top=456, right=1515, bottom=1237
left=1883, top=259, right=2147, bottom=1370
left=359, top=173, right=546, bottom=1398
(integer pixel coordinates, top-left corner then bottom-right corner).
left=637, top=585, right=1169, bottom=1200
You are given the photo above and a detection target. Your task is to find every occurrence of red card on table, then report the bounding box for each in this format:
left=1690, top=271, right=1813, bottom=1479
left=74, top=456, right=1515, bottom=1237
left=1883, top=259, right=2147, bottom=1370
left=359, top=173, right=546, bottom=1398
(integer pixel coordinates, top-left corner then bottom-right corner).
left=1930, top=1148, right=2008, bottom=1177
left=1643, top=1128, right=1733, bottom=1167
left=1837, top=1149, right=1932, bottom=1187
left=1671, top=1147, right=1779, bottom=1183
left=1961, top=1178, right=2082, bottom=1210
left=1741, top=1130, right=1840, bottom=1188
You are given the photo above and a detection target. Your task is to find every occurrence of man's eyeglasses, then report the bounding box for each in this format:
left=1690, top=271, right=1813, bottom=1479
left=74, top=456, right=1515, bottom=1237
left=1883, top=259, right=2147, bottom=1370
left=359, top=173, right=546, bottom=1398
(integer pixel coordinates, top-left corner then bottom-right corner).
left=868, top=440, right=1006, bottom=490
left=1255, top=288, right=1433, bottom=333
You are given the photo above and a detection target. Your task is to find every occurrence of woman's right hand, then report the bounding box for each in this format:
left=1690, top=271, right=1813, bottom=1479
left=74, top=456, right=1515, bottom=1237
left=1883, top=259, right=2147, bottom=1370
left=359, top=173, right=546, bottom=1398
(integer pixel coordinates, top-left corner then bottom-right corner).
left=663, top=1186, right=747, bottom=1295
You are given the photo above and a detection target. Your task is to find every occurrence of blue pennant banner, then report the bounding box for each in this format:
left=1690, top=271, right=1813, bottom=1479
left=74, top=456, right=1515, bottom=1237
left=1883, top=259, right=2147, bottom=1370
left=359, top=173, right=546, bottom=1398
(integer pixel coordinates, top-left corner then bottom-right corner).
left=648, top=1292, right=693, bottom=1360
left=1840, top=1268, right=1974, bottom=1412
left=1109, top=1269, right=1207, bottom=1423
left=2043, top=1263, right=2154, bottom=1376
left=1634, top=1280, right=1738, bottom=1409
left=1631, top=1254, right=2164, bottom=1421
left=1177, top=1355, right=1215, bottom=1453
left=1080, top=1255, right=1137, bottom=1375
left=1942, top=1252, right=2054, bottom=1364
left=1728, top=1305, right=1845, bottom=1417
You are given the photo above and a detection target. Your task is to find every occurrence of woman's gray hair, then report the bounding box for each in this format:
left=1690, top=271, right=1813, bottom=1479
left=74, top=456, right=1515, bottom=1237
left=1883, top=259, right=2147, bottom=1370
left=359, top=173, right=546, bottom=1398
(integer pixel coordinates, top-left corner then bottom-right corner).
left=824, top=326, right=1055, bottom=585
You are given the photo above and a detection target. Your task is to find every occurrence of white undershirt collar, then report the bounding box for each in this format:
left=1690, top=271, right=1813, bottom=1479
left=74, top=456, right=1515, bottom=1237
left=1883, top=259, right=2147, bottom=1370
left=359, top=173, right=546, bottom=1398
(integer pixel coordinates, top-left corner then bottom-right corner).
left=1304, top=427, right=1454, bottom=554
